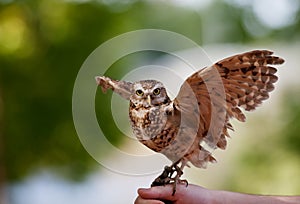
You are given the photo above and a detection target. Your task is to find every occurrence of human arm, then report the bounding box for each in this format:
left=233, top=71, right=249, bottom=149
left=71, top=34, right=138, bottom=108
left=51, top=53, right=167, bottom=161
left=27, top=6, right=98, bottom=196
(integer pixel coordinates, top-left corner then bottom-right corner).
left=134, top=184, right=300, bottom=204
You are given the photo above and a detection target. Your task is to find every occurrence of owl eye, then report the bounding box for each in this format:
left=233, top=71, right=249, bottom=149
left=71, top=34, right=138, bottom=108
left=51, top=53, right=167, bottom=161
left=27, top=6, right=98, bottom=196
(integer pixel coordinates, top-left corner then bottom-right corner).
left=135, top=89, right=144, bottom=96
left=153, top=88, right=161, bottom=95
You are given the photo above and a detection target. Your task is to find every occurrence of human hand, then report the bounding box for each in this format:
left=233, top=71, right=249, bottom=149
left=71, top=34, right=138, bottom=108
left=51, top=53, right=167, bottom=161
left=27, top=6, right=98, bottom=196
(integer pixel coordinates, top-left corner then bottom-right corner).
left=134, top=183, right=214, bottom=204
left=134, top=183, right=300, bottom=204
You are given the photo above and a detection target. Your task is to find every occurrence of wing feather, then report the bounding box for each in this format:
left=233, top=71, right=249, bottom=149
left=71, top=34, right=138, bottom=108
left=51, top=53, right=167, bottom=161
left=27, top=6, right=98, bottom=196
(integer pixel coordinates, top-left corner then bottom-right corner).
left=174, top=50, right=284, bottom=167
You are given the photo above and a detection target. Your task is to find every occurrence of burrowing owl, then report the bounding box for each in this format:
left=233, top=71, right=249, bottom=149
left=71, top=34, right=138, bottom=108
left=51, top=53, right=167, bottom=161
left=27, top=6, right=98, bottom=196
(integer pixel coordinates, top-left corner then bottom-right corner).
left=96, top=50, right=284, bottom=194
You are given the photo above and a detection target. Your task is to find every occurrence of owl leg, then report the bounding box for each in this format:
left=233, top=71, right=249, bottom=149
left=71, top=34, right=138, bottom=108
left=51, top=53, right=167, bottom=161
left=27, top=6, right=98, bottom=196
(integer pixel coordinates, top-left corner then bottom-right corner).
left=151, top=160, right=188, bottom=195
left=170, top=160, right=188, bottom=195
left=151, top=160, right=181, bottom=187
left=151, top=165, right=173, bottom=187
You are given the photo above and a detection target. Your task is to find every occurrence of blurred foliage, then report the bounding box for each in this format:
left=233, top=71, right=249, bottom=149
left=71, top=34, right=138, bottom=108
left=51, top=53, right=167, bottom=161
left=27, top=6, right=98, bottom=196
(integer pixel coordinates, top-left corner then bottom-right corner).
left=280, top=90, right=300, bottom=155
left=0, top=0, right=300, bottom=185
left=222, top=89, right=300, bottom=195
left=0, top=0, right=205, bottom=182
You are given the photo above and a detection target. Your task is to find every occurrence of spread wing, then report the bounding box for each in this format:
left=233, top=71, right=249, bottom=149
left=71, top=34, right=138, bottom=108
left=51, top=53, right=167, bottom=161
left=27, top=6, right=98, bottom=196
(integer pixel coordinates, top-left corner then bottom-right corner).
left=95, top=76, right=133, bottom=100
left=174, top=50, right=284, bottom=152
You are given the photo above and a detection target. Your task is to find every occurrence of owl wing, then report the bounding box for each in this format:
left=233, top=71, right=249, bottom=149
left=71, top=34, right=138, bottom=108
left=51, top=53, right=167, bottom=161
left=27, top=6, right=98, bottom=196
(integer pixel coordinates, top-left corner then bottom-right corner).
left=95, top=76, right=133, bottom=100
left=174, top=50, right=284, bottom=151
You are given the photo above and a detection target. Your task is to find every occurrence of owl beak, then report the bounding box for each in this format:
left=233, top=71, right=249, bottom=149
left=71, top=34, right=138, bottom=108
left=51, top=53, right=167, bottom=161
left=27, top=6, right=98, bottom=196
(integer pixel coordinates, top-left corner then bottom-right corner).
left=147, top=95, right=151, bottom=105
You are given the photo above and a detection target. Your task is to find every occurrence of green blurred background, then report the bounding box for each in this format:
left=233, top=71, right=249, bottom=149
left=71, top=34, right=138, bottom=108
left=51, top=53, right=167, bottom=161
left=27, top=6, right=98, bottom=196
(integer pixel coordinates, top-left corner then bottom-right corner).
left=0, top=0, right=300, bottom=203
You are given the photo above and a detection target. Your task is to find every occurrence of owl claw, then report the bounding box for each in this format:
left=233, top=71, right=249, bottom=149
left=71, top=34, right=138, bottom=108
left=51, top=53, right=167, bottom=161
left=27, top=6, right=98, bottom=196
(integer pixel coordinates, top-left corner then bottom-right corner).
left=151, top=161, right=188, bottom=195
left=151, top=166, right=173, bottom=187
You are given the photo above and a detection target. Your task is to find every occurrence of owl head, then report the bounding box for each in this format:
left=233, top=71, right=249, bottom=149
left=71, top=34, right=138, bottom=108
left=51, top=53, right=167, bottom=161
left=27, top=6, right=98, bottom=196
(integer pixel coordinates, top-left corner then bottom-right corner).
left=130, top=80, right=171, bottom=108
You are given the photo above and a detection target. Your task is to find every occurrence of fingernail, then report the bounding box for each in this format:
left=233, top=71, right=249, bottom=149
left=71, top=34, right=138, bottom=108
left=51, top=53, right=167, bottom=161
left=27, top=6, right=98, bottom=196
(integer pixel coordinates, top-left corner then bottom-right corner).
left=138, top=188, right=150, bottom=191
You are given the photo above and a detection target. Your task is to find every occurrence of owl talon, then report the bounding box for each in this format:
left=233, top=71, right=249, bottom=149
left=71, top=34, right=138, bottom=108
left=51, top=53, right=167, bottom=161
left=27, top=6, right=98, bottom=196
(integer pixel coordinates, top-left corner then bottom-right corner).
left=151, top=160, right=188, bottom=195
left=151, top=166, right=174, bottom=187
left=181, top=179, right=189, bottom=187
left=170, top=176, right=188, bottom=195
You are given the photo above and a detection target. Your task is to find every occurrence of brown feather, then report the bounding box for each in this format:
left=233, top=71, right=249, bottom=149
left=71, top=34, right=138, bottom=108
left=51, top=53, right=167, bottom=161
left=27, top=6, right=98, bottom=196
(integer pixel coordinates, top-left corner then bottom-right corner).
left=175, top=50, right=284, bottom=167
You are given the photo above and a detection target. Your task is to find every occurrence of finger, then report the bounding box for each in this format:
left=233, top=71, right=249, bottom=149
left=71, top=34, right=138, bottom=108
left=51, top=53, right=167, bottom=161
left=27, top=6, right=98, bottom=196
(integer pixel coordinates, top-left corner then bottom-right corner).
left=137, top=185, right=178, bottom=201
left=134, top=196, right=165, bottom=204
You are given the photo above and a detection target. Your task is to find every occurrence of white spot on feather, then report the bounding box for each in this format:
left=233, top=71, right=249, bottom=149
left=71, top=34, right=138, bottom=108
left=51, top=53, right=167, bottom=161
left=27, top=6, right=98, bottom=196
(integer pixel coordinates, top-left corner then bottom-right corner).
left=132, top=109, right=148, bottom=119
